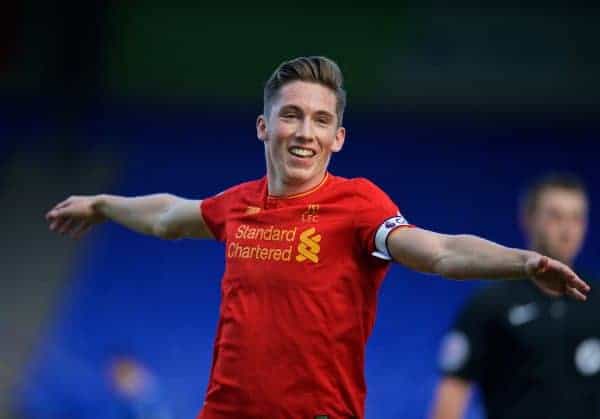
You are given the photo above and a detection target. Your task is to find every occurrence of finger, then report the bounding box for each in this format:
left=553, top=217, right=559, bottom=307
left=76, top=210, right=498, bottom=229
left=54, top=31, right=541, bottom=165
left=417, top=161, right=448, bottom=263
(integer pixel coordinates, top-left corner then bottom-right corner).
left=49, top=218, right=60, bottom=230
left=51, top=204, right=86, bottom=221
left=46, top=209, right=58, bottom=220
left=559, top=265, right=591, bottom=293
left=546, top=260, right=591, bottom=293
left=47, top=198, right=74, bottom=218
left=569, top=275, right=591, bottom=293
left=48, top=205, right=73, bottom=219
left=567, top=286, right=587, bottom=302
left=58, top=218, right=75, bottom=235
left=49, top=217, right=68, bottom=231
left=50, top=200, right=70, bottom=213
left=47, top=208, right=63, bottom=220
left=55, top=197, right=74, bottom=209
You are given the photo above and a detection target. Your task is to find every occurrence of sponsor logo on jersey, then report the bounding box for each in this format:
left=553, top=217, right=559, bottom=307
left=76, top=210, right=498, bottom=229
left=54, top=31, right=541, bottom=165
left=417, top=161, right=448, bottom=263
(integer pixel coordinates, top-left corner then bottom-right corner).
left=235, top=224, right=297, bottom=242
left=296, top=227, right=321, bottom=263
left=227, top=225, right=322, bottom=264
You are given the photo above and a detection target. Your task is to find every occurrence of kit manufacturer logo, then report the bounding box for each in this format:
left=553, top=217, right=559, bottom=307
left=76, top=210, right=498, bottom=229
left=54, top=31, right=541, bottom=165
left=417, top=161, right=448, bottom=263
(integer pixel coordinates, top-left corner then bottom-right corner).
left=245, top=206, right=261, bottom=215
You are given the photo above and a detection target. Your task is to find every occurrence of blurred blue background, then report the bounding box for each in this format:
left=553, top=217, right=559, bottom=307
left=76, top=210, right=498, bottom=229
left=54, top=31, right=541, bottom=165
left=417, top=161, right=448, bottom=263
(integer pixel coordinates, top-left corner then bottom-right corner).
left=1, top=2, right=598, bottom=419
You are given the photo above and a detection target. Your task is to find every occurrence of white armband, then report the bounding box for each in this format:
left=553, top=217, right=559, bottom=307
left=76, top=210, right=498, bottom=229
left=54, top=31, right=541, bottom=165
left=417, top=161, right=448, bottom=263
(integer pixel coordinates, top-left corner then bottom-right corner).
left=371, top=214, right=411, bottom=260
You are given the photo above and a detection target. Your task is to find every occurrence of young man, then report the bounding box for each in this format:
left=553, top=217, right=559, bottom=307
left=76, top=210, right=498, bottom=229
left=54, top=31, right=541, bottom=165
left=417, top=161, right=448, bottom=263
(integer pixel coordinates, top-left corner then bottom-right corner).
left=431, top=174, right=597, bottom=419
left=46, top=57, right=589, bottom=419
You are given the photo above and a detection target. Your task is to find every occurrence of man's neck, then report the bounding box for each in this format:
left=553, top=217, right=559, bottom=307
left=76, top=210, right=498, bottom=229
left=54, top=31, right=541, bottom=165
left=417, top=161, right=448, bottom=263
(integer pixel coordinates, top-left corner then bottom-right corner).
left=267, top=172, right=327, bottom=197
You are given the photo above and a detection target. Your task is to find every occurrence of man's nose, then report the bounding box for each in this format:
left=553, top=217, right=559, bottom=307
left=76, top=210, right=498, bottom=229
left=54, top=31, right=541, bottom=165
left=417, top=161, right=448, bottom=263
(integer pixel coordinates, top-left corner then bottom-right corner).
left=296, top=118, right=315, bottom=141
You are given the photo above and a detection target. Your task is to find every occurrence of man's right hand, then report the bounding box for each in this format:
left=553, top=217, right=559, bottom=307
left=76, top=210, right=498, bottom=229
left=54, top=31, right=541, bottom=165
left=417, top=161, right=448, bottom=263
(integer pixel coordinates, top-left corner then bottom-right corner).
left=46, top=195, right=106, bottom=239
left=45, top=193, right=211, bottom=240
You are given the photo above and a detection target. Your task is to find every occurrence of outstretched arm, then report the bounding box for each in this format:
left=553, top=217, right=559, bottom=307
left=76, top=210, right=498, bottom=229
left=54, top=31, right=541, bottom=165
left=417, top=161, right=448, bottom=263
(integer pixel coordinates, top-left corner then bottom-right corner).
left=45, top=194, right=213, bottom=240
left=387, top=228, right=590, bottom=301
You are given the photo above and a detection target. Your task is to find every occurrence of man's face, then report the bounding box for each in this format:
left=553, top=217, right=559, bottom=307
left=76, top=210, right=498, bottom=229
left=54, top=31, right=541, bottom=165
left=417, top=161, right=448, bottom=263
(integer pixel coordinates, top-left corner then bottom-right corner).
left=525, top=187, right=588, bottom=265
left=257, top=81, right=345, bottom=191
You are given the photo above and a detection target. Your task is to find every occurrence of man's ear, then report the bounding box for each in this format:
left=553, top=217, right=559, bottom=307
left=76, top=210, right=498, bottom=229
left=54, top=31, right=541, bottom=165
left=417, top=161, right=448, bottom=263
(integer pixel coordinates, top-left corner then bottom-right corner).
left=331, top=126, right=346, bottom=153
left=257, top=115, right=267, bottom=142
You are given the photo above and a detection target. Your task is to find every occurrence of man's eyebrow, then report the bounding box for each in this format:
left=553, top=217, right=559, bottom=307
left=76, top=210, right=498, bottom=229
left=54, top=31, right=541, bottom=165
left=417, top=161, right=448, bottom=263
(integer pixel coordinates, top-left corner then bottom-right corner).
left=279, top=104, right=302, bottom=113
left=314, top=110, right=335, bottom=119
left=278, top=105, right=335, bottom=120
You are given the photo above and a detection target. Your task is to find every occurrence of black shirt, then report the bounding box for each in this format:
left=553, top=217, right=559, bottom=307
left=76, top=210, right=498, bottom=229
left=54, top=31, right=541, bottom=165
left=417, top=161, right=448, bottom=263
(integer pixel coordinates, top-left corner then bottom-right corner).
left=439, top=278, right=600, bottom=419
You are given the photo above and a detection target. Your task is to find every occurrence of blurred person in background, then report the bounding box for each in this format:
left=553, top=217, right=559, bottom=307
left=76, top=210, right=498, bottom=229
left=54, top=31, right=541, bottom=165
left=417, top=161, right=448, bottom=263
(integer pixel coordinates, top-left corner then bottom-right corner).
left=16, top=347, right=173, bottom=419
left=431, top=173, right=598, bottom=419
left=45, top=57, right=590, bottom=419
left=106, top=350, right=173, bottom=419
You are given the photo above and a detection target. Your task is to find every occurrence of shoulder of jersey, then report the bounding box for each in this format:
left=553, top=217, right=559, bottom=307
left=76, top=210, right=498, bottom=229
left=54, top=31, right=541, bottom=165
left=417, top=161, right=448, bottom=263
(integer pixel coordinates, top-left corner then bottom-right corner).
left=322, top=176, right=382, bottom=198
left=346, top=176, right=377, bottom=187
left=338, top=176, right=383, bottom=194
left=214, top=177, right=265, bottom=198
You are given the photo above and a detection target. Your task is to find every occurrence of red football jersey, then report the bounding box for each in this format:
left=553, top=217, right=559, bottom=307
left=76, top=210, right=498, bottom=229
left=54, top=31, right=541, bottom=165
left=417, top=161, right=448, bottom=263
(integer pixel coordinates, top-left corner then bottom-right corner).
left=197, top=173, right=412, bottom=419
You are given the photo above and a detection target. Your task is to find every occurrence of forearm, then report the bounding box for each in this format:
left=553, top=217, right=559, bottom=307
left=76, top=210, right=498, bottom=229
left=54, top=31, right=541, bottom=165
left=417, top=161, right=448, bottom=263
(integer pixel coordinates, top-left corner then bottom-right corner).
left=388, top=228, right=588, bottom=299
left=93, top=193, right=177, bottom=237
left=433, top=234, right=537, bottom=280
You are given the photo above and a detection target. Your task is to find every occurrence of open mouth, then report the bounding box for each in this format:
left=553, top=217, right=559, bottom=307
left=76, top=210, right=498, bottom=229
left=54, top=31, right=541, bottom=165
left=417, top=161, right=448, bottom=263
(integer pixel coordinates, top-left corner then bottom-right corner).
left=288, top=146, right=316, bottom=158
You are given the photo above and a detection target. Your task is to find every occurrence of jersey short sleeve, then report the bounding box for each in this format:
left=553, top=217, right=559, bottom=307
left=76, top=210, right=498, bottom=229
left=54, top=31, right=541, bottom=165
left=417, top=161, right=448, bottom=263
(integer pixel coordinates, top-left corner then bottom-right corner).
left=353, top=178, right=413, bottom=260
left=200, top=185, right=241, bottom=242
left=438, top=290, right=495, bottom=381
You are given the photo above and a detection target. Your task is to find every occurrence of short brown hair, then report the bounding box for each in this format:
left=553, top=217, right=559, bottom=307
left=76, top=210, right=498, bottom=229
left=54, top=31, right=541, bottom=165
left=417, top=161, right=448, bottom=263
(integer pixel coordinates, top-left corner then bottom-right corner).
left=521, top=172, right=588, bottom=215
left=263, top=56, right=347, bottom=125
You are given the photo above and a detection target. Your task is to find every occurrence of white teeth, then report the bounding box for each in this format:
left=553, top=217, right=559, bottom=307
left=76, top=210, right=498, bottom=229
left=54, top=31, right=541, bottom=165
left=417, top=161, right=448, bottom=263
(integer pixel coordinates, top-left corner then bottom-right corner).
left=289, top=147, right=315, bottom=158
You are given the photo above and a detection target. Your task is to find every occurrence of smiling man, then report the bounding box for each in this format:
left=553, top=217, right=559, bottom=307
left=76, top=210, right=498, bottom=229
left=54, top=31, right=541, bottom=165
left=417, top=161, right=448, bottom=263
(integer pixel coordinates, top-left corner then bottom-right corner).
left=45, top=56, right=590, bottom=419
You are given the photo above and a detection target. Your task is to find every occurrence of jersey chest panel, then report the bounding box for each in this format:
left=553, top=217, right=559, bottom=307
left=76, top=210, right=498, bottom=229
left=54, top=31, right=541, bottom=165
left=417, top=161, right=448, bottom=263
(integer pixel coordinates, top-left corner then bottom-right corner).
left=222, top=202, right=357, bottom=287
